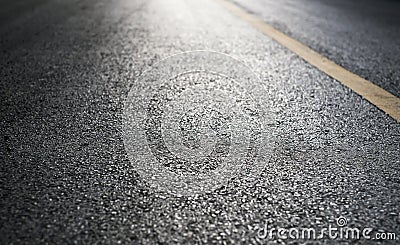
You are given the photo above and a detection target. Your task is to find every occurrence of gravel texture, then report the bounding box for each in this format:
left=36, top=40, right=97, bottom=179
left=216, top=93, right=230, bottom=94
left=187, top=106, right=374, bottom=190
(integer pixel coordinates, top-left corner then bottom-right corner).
left=0, top=0, right=399, bottom=244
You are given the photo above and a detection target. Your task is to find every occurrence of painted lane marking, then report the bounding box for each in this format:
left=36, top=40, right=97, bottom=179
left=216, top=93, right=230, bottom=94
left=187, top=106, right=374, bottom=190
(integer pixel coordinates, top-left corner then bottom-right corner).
left=216, top=0, right=400, bottom=122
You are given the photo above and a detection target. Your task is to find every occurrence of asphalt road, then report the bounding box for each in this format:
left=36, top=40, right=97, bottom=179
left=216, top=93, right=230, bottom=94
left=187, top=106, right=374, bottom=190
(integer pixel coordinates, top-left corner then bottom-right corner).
left=0, top=0, right=399, bottom=244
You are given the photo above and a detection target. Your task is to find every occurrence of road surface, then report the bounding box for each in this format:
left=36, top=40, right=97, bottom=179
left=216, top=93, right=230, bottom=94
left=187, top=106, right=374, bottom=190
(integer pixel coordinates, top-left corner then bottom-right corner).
left=0, top=0, right=399, bottom=243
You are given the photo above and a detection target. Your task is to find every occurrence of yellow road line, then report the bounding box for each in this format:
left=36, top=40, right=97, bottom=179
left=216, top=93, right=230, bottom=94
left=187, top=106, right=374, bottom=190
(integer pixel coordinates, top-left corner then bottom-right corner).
left=216, top=0, right=400, bottom=123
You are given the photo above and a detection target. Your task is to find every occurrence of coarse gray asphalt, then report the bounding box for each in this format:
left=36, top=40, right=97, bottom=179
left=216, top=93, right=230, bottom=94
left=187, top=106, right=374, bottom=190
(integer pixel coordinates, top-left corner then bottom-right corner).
left=0, top=0, right=399, bottom=244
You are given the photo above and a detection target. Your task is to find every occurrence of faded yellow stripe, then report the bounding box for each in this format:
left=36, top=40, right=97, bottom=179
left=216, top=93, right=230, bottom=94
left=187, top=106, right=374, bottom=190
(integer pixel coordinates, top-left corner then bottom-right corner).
left=216, top=0, right=400, bottom=122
